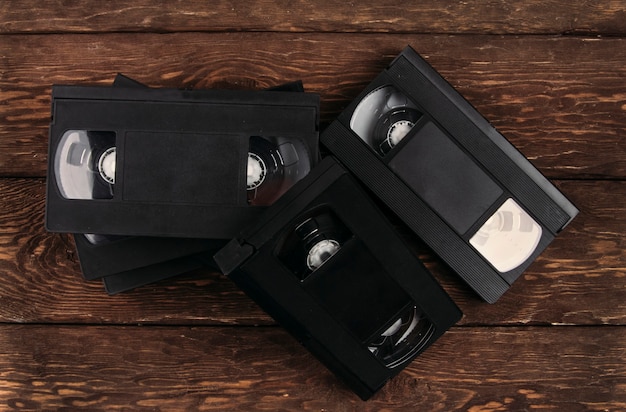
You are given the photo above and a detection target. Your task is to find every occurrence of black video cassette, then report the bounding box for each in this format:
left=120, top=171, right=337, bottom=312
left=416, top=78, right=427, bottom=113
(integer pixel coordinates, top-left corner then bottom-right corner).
left=214, top=156, right=462, bottom=400
left=320, top=46, right=578, bottom=303
left=46, top=85, right=320, bottom=238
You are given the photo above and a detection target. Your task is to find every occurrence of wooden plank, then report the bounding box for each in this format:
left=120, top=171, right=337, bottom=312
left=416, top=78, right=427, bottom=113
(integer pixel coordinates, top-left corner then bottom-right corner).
left=0, top=325, right=623, bottom=410
left=1, top=0, right=625, bottom=35
left=1, top=178, right=624, bottom=326
left=0, top=177, right=262, bottom=325
left=1, top=33, right=625, bottom=178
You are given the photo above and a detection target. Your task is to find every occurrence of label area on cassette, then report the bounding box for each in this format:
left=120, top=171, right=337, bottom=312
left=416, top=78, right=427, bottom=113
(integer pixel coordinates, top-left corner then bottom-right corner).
left=321, top=46, right=578, bottom=303
left=46, top=85, right=319, bottom=238
left=214, top=157, right=462, bottom=400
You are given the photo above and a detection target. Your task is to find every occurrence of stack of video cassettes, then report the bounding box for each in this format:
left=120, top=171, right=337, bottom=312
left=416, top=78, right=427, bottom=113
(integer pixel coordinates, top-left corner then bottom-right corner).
left=45, top=46, right=578, bottom=399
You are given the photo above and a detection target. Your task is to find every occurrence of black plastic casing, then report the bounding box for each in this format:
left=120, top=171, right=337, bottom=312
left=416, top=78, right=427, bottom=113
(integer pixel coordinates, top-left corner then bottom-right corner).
left=321, top=46, right=578, bottom=303
left=46, top=85, right=320, bottom=238
left=214, top=157, right=462, bottom=400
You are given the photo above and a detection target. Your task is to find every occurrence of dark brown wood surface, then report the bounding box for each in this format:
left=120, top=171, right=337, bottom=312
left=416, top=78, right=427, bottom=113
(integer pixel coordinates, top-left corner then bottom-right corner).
left=1, top=0, right=625, bottom=35
left=1, top=1, right=625, bottom=410
left=1, top=325, right=624, bottom=411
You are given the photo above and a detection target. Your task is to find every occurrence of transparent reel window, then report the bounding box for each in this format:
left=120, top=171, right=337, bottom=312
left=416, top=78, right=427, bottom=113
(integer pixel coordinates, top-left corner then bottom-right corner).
left=350, top=85, right=421, bottom=156
left=276, top=210, right=352, bottom=281
left=54, top=130, right=117, bottom=200
left=246, top=136, right=312, bottom=206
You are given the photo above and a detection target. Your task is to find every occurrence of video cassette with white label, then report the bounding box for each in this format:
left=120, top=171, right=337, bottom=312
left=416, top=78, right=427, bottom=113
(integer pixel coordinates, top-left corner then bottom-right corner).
left=321, top=46, right=578, bottom=302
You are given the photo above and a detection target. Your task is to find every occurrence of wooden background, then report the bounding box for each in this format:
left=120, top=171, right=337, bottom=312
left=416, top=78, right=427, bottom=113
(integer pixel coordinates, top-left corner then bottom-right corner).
left=1, top=1, right=625, bottom=410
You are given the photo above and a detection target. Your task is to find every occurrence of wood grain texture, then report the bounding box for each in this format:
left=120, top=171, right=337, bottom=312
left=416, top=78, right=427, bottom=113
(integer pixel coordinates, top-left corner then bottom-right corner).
left=0, top=325, right=623, bottom=411
left=1, top=178, right=623, bottom=326
left=1, top=0, right=625, bottom=35
left=1, top=34, right=625, bottom=178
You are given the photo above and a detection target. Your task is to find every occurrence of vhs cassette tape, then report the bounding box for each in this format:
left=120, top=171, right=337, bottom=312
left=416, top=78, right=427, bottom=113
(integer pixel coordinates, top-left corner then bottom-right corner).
left=214, top=157, right=462, bottom=400
left=46, top=85, right=320, bottom=238
left=320, top=46, right=578, bottom=303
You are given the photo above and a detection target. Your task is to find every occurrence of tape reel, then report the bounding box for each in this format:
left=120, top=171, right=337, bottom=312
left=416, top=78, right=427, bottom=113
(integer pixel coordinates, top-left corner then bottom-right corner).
left=367, top=305, right=433, bottom=368
left=247, top=136, right=284, bottom=205
left=295, top=216, right=343, bottom=272
left=247, top=136, right=312, bottom=206
left=54, top=130, right=116, bottom=200
left=277, top=210, right=352, bottom=280
left=350, top=85, right=421, bottom=156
